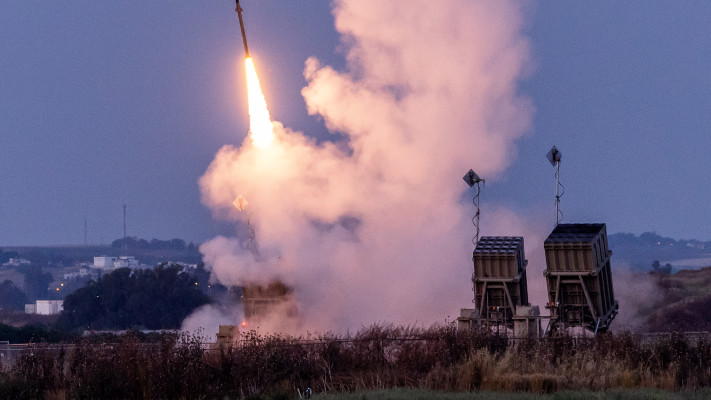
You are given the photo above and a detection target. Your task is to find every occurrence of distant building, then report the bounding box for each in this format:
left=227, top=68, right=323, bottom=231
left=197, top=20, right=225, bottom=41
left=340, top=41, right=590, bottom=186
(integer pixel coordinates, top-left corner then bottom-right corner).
left=37, top=300, right=63, bottom=315
left=114, top=256, right=139, bottom=269
left=2, top=258, right=31, bottom=267
left=63, top=267, right=92, bottom=280
left=687, top=241, right=706, bottom=250
left=173, top=262, right=198, bottom=270
left=25, top=300, right=63, bottom=315
left=93, top=256, right=140, bottom=270
left=93, top=256, right=115, bottom=268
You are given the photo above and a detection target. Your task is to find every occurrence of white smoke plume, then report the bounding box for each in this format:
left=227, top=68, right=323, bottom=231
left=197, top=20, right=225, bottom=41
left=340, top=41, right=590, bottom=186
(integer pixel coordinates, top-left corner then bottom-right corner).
left=181, top=303, right=244, bottom=340
left=480, top=206, right=549, bottom=311
left=610, top=263, right=662, bottom=332
left=193, top=0, right=533, bottom=333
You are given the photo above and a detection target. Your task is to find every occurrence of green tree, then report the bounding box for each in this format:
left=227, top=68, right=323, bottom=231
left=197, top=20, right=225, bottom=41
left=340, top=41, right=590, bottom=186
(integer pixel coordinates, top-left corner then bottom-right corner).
left=0, top=280, right=28, bottom=310
left=58, top=264, right=210, bottom=330
left=651, top=260, right=672, bottom=275
left=0, top=249, right=17, bottom=263
left=20, top=265, right=53, bottom=302
left=661, top=263, right=673, bottom=275
left=652, top=260, right=660, bottom=273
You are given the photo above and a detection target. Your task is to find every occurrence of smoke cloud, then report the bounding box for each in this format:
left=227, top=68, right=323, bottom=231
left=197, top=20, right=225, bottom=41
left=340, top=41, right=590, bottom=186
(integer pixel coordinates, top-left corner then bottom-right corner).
left=193, top=0, right=533, bottom=333
left=480, top=206, right=549, bottom=311
left=181, top=303, right=244, bottom=339
left=610, top=263, right=662, bottom=332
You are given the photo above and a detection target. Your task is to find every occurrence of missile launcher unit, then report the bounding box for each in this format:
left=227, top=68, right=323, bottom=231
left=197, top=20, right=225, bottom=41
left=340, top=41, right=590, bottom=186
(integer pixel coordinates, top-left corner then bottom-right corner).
left=459, top=236, right=530, bottom=330
left=543, top=223, right=618, bottom=333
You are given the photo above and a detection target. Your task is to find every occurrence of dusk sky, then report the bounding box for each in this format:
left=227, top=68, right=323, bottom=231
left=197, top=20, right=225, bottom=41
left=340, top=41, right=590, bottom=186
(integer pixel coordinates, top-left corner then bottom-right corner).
left=1, top=1, right=710, bottom=246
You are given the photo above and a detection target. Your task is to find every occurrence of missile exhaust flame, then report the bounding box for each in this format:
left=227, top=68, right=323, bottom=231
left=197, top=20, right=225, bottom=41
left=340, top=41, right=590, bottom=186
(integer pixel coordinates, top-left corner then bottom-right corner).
left=244, top=57, right=275, bottom=149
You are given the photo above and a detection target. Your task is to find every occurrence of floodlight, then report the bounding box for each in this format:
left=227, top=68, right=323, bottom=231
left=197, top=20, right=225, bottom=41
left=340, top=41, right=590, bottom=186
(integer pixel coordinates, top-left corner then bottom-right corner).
left=233, top=195, right=249, bottom=211
left=546, top=146, right=562, bottom=166
left=463, top=169, right=483, bottom=187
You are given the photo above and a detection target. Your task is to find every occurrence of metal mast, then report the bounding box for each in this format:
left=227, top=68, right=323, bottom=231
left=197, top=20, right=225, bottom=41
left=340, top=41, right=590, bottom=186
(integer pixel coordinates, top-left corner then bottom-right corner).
left=463, top=169, right=485, bottom=246
left=546, top=146, right=563, bottom=226
left=123, top=204, right=127, bottom=255
left=463, top=169, right=485, bottom=306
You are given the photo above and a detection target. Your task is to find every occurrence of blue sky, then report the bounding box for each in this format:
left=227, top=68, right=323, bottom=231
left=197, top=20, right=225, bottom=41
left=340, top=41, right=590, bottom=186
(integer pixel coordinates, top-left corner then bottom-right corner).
left=1, top=1, right=710, bottom=245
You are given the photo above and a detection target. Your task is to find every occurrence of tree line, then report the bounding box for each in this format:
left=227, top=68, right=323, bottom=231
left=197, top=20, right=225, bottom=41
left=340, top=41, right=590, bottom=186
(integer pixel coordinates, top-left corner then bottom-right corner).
left=111, top=237, right=197, bottom=251
left=0, top=262, right=212, bottom=341
left=56, top=264, right=210, bottom=331
left=0, top=265, right=53, bottom=310
left=0, top=248, right=19, bottom=264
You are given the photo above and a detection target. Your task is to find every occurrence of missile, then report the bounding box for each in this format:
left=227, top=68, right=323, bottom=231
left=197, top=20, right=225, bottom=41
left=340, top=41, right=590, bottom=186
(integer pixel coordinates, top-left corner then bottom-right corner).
left=235, top=0, right=250, bottom=58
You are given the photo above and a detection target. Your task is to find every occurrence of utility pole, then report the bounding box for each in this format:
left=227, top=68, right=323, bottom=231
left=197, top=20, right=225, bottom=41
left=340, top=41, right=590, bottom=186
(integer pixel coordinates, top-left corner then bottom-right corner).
left=123, top=204, right=127, bottom=255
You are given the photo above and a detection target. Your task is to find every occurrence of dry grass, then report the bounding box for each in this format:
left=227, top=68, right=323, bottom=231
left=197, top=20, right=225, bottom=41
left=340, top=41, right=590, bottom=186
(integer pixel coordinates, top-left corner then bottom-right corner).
left=311, top=388, right=711, bottom=400
left=2, top=326, right=711, bottom=399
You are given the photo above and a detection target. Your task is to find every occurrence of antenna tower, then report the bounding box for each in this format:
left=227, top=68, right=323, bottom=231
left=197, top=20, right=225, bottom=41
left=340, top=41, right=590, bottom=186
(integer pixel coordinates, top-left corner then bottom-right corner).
left=123, top=204, right=127, bottom=254
left=233, top=195, right=258, bottom=254
left=546, top=146, right=564, bottom=226
left=463, top=169, right=485, bottom=246
left=463, top=169, right=485, bottom=305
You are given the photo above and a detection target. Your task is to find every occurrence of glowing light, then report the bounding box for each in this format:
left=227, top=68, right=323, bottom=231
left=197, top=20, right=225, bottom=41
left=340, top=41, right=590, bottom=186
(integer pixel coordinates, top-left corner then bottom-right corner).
left=233, top=195, right=249, bottom=211
left=245, top=57, right=274, bottom=148
left=241, top=320, right=247, bottom=328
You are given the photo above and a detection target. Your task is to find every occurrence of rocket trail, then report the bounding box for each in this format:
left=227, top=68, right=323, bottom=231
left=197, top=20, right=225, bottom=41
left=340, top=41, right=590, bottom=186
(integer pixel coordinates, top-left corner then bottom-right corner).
left=231, top=0, right=274, bottom=148
left=235, top=0, right=250, bottom=57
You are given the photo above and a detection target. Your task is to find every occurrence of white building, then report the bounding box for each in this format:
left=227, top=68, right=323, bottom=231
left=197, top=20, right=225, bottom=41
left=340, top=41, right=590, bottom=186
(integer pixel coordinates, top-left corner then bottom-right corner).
left=63, top=268, right=92, bottom=280
left=93, top=256, right=140, bottom=269
left=2, top=258, right=31, bottom=267
left=114, top=256, right=138, bottom=269
left=25, top=300, right=63, bottom=315
left=93, top=256, right=115, bottom=268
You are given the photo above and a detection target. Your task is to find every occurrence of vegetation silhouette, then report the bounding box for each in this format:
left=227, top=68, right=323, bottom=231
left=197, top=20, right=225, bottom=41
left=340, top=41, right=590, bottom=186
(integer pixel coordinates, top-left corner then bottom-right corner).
left=57, top=264, right=210, bottom=331
left=3, top=327, right=711, bottom=398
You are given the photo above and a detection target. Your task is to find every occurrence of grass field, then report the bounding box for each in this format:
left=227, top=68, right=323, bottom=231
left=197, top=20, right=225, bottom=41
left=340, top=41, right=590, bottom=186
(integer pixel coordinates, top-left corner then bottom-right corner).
left=312, top=388, right=711, bottom=400
left=4, top=327, right=711, bottom=399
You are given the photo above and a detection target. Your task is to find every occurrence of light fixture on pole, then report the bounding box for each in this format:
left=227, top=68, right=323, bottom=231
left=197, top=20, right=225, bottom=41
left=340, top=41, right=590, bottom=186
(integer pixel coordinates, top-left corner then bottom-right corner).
left=546, top=146, right=563, bottom=226
left=463, top=169, right=485, bottom=246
